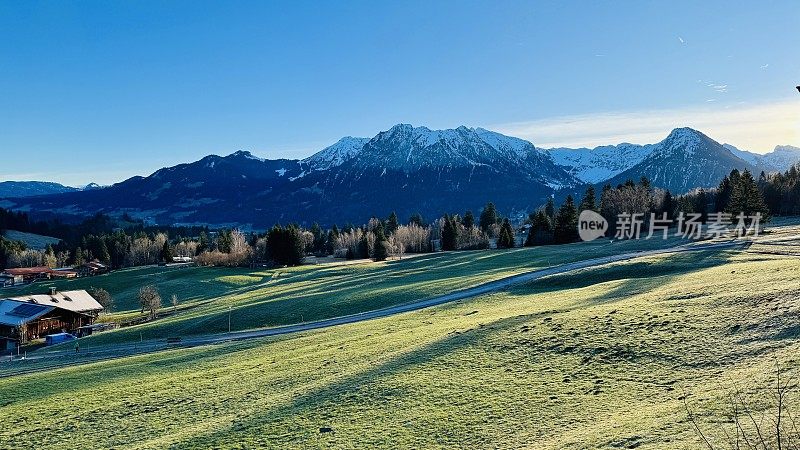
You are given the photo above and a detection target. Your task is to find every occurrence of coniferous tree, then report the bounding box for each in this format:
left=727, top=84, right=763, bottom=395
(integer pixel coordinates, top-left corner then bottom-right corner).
left=160, top=240, right=174, bottom=263
left=310, top=222, right=325, bottom=254
left=726, top=169, right=770, bottom=219
left=544, top=197, right=556, bottom=220
left=386, top=212, right=399, bottom=235
left=553, top=195, right=579, bottom=244
left=525, top=210, right=553, bottom=246
left=357, top=231, right=369, bottom=259
left=661, top=190, right=676, bottom=217
left=462, top=210, right=475, bottom=229
left=441, top=215, right=458, bottom=251
left=578, top=185, right=597, bottom=212
left=716, top=173, right=734, bottom=212
left=197, top=231, right=210, bottom=254
left=497, top=218, right=515, bottom=248
left=266, top=225, right=305, bottom=266
left=373, top=225, right=389, bottom=261
left=409, top=213, right=425, bottom=227
left=479, top=202, right=498, bottom=232
left=694, top=189, right=709, bottom=221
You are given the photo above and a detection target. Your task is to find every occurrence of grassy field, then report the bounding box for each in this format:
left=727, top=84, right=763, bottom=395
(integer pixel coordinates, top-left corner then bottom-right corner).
left=1, top=224, right=799, bottom=448
left=17, top=235, right=687, bottom=346
left=2, top=229, right=60, bottom=250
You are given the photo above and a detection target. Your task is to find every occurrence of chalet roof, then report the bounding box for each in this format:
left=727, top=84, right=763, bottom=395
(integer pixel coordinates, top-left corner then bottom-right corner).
left=2, top=267, right=53, bottom=276
left=11, top=290, right=103, bottom=314
left=0, top=299, right=54, bottom=327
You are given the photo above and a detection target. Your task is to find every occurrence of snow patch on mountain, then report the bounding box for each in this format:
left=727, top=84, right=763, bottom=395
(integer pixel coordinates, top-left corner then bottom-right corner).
left=546, top=143, right=653, bottom=183
left=303, top=136, right=370, bottom=171
left=723, top=144, right=800, bottom=172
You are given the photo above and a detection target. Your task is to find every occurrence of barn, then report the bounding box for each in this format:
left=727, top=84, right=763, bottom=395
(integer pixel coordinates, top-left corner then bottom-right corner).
left=0, top=289, right=104, bottom=349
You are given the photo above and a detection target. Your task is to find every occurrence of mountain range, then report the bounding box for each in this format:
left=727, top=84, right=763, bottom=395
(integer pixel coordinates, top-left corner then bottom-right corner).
left=1, top=125, right=798, bottom=229
left=0, top=181, right=102, bottom=198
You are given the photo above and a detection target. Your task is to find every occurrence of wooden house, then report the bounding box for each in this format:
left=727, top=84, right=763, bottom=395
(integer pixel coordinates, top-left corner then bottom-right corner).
left=0, top=289, right=104, bottom=349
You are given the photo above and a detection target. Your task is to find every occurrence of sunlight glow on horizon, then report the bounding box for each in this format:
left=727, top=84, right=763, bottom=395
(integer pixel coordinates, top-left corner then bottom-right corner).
left=492, top=98, right=800, bottom=153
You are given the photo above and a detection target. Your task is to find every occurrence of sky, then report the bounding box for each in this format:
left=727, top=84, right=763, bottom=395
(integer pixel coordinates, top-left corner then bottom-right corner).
left=1, top=0, right=799, bottom=186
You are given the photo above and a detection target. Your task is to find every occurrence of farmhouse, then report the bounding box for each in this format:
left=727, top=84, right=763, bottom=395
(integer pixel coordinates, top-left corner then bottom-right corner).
left=2, top=266, right=53, bottom=283
left=77, top=261, right=109, bottom=277
left=0, top=289, right=103, bottom=349
left=0, top=273, right=23, bottom=287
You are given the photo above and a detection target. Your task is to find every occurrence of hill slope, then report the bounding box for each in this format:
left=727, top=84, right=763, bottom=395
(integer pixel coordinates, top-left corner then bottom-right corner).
left=2, top=225, right=799, bottom=448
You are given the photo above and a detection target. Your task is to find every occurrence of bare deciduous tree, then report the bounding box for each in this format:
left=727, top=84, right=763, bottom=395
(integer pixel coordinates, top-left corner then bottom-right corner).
left=138, top=285, right=162, bottom=319
left=88, top=286, right=113, bottom=311
left=685, top=361, right=799, bottom=449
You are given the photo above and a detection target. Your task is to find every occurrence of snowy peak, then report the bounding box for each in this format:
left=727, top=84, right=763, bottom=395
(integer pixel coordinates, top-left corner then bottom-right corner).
left=228, top=150, right=265, bottom=162
left=303, top=136, right=370, bottom=171
left=723, top=144, right=800, bottom=172
left=474, top=127, right=537, bottom=158
left=547, top=143, right=653, bottom=184
left=653, top=127, right=709, bottom=157
left=359, top=123, right=548, bottom=170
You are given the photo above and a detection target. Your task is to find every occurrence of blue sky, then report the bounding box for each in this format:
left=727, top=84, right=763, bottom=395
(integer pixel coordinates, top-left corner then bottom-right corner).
left=1, top=0, right=798, bottom=185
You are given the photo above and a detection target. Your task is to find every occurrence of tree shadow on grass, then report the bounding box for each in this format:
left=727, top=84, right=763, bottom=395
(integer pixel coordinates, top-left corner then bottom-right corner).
left=164, top=314, right=538, bottom=448
left=508, top=249, right=739, bottom=306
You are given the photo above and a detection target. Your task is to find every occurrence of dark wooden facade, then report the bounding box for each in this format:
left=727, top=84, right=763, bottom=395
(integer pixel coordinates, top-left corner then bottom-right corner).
left=0, top=309, right=94, bottom=344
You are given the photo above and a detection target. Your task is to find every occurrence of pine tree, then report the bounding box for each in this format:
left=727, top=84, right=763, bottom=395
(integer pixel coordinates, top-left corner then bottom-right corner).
left=661, top=190, right=676, bottom=217
left=544, top=197, right=555, bottom=220
left=441, top=215, right=459, bottom=251
left=310, top=222, right=325, bottom=254
left=716, top=174, right=732, bottom=212
left=160, top=240, right=174, bottom=263
left=525, top=210, right=553, bottom=246
left=694, top=189, right=709, bottom=221
left=497, top=218, right=515, bottom=248
left=373, top=225, right=389, bottom=261
left=386, top=212, right=399, bottom=235
left=409, top=213, right=425, bottom=227
left=197, top=231, right=210, bottom=254
left=553, top=195, right=579, bottom=244
left=578, top=186, right=597, bottom=212
left=462, top=210, right=475, bottom=229
left=479, top=202, right=498, bottom=232
left=266, top=225, right=305, bottom=266
left=726, top=169, right=770, bottom=219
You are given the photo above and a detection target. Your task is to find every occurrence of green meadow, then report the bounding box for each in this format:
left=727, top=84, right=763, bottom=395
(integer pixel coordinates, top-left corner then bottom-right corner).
left=1, top=224, right=799, bottom=448
left=18, top=235, right=684, bottom=346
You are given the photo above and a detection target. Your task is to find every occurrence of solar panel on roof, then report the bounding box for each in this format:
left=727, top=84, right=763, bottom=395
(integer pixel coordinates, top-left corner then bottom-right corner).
left=7, top=303, right=48, bottom=318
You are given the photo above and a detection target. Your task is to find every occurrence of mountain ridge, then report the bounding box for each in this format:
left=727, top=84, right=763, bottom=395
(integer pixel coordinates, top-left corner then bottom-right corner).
left=2, top=124, right=796, bottom=227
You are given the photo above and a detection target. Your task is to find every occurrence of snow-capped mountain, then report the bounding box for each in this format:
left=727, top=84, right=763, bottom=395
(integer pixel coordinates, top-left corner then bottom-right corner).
left=546, top=143, right=654, bottom=183
left=723, top=144, right=800, bottom=173
left=341, top=124, right=567, bottom=179
left=5, top=125, right=576, bottom=227
left=603, top=127, right=758, bottom=193
left=302, top=136, right=370, bottom=171
left=2, top=124, right=781, bottom=227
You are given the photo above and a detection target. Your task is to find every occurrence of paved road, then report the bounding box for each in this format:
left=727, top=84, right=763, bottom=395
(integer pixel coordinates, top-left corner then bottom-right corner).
left=2, top=239, right=747, bottom=376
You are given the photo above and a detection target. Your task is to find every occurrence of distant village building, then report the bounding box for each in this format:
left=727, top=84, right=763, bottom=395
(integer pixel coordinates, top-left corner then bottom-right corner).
left=0, top=289, right=104, bottom=349
left=77, top=261, right=109, bottom=277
